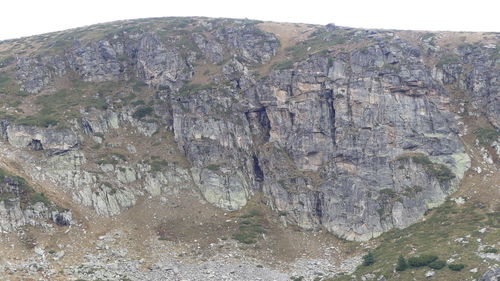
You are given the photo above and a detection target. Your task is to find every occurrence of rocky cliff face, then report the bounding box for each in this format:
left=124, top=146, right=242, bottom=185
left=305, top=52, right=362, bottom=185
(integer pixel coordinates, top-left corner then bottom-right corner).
left=0, top=18, right=498, bottom=241
left=0, top=168, right=72, bottom=232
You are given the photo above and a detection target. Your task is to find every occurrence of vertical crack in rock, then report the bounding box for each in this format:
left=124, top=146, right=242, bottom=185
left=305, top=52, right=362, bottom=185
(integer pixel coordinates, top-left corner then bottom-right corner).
left=289, top=112, right=296, bottom=127
left=345, top=60, right=354, bottom=126
left=315, top=192, right=323, bottom=224
left=252, top=155, right=264, bottom=183
left=325, top=88, right=336, bottom=146
left=245, top=107, right=271, bottom=143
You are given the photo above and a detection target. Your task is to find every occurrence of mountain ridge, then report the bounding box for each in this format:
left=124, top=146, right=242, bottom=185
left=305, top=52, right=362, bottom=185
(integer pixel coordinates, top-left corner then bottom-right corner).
left=0, top=16, right=498, bottom=280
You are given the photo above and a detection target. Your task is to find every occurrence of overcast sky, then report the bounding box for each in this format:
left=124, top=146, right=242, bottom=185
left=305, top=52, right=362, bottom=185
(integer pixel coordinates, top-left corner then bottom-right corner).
left=1, top=0, right=499, bottom=40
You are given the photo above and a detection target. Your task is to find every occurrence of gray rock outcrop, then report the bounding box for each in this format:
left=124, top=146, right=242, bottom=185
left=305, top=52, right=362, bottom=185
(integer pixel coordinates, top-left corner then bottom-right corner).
left=1, top=18, right=497, bottom=241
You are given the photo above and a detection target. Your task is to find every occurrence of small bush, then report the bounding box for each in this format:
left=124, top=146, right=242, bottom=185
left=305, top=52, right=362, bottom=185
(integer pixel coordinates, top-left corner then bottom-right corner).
left=429, top=164, right=455, bottom=182
left=379, top=188, right=397, bottom=198
left=448, top=263, right=465, bottom=271
left=206, top=164, right=220, bottom=171
left=362, top=252, right=375, bottom=266
left=151, top=160, right=169, bottom=172
left=428, top=259, right=446, bottom=270
left=132, top=106, right=154, bottom=119
left=475, top=128, right=500, bottom=146
left=30, top=192, right=51, bottom=206
left=483, top=247, right=497, bottom=254
left=408, top=255, right=438, bottom=267
left=273, top=60, right=294, bottom=70
left=17, top=116, right=59, bottom=127
left=397, top=153, right=455, bottom=183
left=395, top=255, right=408, bottom=271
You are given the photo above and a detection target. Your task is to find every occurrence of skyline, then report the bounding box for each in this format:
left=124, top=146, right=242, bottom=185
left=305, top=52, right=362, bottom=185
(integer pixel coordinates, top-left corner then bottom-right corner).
left=1, top=0, right=499, bottom=40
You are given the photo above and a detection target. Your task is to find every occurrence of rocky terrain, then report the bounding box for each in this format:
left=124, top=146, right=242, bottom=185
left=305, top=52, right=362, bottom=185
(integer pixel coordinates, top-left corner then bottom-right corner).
left=0, top=17, right=498, bottom=280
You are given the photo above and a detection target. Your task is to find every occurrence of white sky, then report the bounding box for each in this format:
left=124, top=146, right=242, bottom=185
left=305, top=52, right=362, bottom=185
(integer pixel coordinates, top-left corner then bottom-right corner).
left=1, top=0, right=499, bottom=40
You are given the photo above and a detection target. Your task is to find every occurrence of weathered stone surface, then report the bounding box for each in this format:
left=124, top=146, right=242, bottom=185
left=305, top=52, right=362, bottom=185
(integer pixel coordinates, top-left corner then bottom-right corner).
left=479, top=268, right=500, bottom=281
left=0, top=173, right=72, bottom=232
left=135, top=33, right=190, bottom=88
left=16, top=56, right=66, bottom=94
left=67, top=40, right=123, bottom=82
left=5, top=124, right=79, bottom=152
left=3, top=18, right=498, bottom=241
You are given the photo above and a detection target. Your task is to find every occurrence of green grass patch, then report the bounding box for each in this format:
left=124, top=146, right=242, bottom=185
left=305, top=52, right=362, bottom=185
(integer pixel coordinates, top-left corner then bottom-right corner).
left=0, top=168, right=60, bottom=210
left=232, top=209, right=267, bottom=244
left=436, top=54, right=461, bottom=67
left=328, top=200, right=499, bottom=280
left=0, top=56, right=15, bottom=68
left=96, top=152, right=127, bottom=165
left=132, top=80, right=148, bottom=92
left=281, top=28, right=348, bottom=65
left=30, top=192, right=51, bottom=206
left=151, top=159, right=169, bottom=172
left=397, top=153, right=455, bottom=183
left=13, top=80, right=114, bottom=128
left=474, top=127, right=500, bottom=146
left=272, top=60, right=294, bottom=70
left=178, top=82, right=215, bottom=95
left=131, top=100, right=146, bottom=106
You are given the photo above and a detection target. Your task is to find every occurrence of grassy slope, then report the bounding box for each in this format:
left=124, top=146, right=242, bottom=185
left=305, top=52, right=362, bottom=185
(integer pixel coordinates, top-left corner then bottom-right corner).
left=330, top=200, right=498, bottom=280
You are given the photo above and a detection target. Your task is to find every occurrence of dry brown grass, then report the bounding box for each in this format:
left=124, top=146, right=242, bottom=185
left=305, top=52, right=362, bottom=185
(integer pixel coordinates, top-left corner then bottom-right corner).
left=255, top=22, right=316, bottom=75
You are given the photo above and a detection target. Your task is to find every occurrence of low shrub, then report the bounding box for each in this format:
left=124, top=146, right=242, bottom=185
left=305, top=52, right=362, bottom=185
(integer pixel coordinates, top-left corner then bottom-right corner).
left=408, top=255, right=438, bottom=267
left=206, top=164, right=220, bottom=171
left=448, top=263, right=465, bottom=271
left=475, top=128, right=500, bottom=146
left=232, top=209, right=266, bottom=244
left=30, top=192, right=51, bottom=206
left=395, top=255, right=408, bottom=271
left=362, top=252, right=375, bottom=266
left=151, top=160, right=169, bottom=172
left=483, top=247, right=497, bottom=254
left=132, top=106, right=153, bottom=119
left=428, top=259, right=446, bottom=270
left=379, top=188, right=397, bottom=198
left=232, top=223, right=266, bottom=244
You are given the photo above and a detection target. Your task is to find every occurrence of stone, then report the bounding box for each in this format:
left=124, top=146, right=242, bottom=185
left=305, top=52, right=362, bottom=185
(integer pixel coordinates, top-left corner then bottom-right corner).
left=34, top=247, right=45, bottom=256
left=479, top=268, right=500, bottom=281
left=54, top=251, right=65, bottom=261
